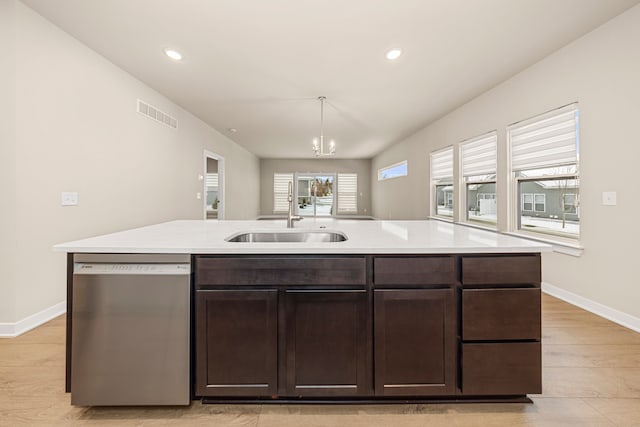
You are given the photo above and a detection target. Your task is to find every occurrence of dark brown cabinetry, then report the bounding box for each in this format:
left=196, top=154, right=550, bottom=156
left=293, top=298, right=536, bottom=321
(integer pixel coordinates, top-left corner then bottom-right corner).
left=195, top=290, right=278, bottom=397
left=462, top=288, right=541, bottom=341
left=374, top=256, right=455, bottom=286
left=196, top=256, right=366, bottom=286
left=192, top=253, right=541, bottom=402
left=374, top=289, right=455, bottom=396
left=460, top=254, right=542, bottom=396
left=373, top=256, right=456, bottom=396
left=194, top=255, right=370, bottom=399
left=284, top=290, right=370, bottom=397
left=462, top=342, right=541, bottom=395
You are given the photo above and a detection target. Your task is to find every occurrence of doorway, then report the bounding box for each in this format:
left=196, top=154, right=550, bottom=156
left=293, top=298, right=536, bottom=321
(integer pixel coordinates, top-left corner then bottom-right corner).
left=204, top=151, right=224, bottom=220
left=295, top=173, right=335, bottom=217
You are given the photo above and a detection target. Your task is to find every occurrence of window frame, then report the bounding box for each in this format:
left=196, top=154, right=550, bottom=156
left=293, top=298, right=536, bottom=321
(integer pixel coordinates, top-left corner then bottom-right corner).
left=563, top=193, right=577, bottom=214
left=430, top=146, right=454, bottom=220
left=294, top=173, right=336, bottom=217
left=378, top=160, right=408, bottom=181
left=521, top=193, right=534, bottom=212
left=508, top=104, right=580, bottom=243
left=522, top=192, right=546, bottom=212
left=534, top=194, right=546, bottom=212
left=459, top=131, right=497, bottom=228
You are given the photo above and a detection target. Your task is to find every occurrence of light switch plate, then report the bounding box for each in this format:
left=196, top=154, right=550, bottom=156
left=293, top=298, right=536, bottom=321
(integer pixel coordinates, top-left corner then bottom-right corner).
left=602, top=191, right=617, bottom=206
left=61, top=192, right=78, bottom=206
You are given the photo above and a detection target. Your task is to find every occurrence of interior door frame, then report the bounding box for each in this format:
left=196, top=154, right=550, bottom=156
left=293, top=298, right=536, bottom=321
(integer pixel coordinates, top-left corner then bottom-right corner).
left=203, top=150, right=225, bottom=220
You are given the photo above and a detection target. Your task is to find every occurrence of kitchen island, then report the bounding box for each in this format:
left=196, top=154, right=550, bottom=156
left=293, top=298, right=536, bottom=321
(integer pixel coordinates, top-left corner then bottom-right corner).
left=55, top=219, right=551, bottom=405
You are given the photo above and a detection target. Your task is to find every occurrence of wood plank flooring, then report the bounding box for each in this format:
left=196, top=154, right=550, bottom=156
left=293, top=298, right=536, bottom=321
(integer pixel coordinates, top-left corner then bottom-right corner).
left=1, top=294, right=639, bottom=426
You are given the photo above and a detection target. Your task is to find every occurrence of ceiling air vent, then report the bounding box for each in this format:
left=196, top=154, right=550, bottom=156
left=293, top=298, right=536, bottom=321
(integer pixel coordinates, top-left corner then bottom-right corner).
left=137, top=99, right=178, bottom=129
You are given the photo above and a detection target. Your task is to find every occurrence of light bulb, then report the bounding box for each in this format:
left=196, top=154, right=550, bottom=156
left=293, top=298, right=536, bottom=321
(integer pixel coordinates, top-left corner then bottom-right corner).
left=164, top=48, right=183, bottom=61
left=385, top=48, right=402, bottom=60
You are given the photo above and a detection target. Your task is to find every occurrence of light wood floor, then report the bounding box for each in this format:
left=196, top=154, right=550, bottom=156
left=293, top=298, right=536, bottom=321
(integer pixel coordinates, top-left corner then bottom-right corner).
left=1, top=293, right=639, bottom=426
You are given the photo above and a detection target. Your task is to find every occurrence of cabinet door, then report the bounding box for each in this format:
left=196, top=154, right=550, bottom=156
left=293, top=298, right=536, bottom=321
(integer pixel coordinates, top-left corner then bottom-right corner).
left=284, top=290, right=370, bottom=397
left=374, top=289, right=456, bottom=396
left=195, top=290, right=277, bottom=397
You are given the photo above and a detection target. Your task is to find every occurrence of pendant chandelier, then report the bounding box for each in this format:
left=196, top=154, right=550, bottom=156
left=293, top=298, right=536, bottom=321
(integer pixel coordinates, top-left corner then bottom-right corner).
left=312, top=96, right=336, bottom=157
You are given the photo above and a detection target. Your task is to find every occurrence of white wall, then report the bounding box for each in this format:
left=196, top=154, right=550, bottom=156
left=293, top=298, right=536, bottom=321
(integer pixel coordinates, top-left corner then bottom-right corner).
left=1, top=2, right=260, bottom=326
left=372, top=5, right=640, bottom=320
left=0, top=0, right=18, bottom=325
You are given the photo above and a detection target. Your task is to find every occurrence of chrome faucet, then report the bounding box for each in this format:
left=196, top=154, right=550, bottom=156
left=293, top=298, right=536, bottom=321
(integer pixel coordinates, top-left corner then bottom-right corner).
left=287, top=181, right=302, bottom=228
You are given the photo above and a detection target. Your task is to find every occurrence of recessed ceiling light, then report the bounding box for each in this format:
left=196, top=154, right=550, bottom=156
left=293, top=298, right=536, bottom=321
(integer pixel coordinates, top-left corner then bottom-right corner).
left=163, top=48, right=183, bottom=61
left=385, top=48, right=403, bottom=61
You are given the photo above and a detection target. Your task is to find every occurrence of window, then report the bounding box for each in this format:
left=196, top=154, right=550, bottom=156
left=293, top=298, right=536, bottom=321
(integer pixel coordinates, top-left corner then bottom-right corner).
left=430, top=147, right=454, bottom=218
left=563, top=193, right=577, bottom=214
left=337, top=173, right=358, bottom=213
left=521, top=193, right=545, bottom=212
left=378, top=161, right=407, bottom=180
left=460, top=131, right=497, bottom=227
left=273, top=173, right=294, bottom=213
left=534, top=194, right=546, bottom=212
left=522, top=193, right=533, bottom=211
left=478, top=193, right=496, bottom=202
left=274, top=172, right=359, bottom=216
left=295, top=174, right=334, bottom=217
left=205, top=172, right=219, bottom=219
left=509, top=103, right=579, bottom=239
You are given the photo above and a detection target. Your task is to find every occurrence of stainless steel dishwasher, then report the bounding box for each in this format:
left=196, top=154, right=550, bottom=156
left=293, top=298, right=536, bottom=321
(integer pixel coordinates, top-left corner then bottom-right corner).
left=71, top=254, right=191, bottom=406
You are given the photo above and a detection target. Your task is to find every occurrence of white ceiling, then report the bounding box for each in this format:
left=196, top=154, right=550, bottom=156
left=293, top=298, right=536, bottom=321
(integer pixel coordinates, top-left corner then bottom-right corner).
left=22, top=0, right=640, bottom=159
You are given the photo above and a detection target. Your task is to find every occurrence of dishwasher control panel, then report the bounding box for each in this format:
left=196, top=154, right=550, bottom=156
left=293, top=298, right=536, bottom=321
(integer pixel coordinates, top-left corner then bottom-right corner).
left=74, top=263, right=191, bottom=275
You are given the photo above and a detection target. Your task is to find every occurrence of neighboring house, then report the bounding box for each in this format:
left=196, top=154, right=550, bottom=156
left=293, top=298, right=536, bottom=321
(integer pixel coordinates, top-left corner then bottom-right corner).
left=465, top=181, right=579, bottom=222
left=436, top=185, right=454, bottom=210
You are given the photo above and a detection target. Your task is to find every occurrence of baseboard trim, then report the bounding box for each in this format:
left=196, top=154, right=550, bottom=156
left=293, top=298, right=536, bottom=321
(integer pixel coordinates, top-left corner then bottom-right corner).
left=0, top=301, right=66, bottom=338
left=542, top=282, right=640, bottom=333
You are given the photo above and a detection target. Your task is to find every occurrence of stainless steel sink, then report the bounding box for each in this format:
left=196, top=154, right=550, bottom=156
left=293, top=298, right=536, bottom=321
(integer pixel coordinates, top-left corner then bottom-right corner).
left=225, top=230, right=348, bottom=243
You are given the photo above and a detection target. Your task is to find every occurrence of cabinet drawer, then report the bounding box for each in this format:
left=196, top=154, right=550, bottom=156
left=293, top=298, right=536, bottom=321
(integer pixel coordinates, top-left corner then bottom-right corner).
left=461, top=255, right=540, bottom=286
left=463, top=288, right=540, bottom=341
left=374, top=256, right=455, bottom=286
left=196, top=256, right=366, bottom=286
left=462, top=342, right=541, bottom=395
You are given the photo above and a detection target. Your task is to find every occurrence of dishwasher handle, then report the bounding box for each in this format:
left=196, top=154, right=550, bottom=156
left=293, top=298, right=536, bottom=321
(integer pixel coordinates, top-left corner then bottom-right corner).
left=73, top=263, right=191, bottom=276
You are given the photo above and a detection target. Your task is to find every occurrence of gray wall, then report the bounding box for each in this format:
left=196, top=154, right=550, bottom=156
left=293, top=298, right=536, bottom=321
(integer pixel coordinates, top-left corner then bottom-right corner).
left=0, top=0, right=17, bottom=324
left=371, top=4, right=640, bottom=322
left=260, top=159, right=371, bottom=216
left=2, top=2, right=260, bottom=326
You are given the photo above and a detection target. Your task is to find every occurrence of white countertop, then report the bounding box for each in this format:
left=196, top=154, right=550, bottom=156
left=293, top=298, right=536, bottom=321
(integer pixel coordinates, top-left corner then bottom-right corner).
left=53, top=219, right=552, bottom=254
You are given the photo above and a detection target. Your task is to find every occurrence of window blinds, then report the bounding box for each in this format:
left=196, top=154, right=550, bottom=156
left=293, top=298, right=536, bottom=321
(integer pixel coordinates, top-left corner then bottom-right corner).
left=337, top=173, right=357, bottom=213
left=273, top=173, right=293, bottom=213
left=205, top=173, right=218, bottom=188
left=430, top=147, right=454, bottom=181
left=460, top=132, right=497, bottom=177
left=509, top=104, right=579, bottom=171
